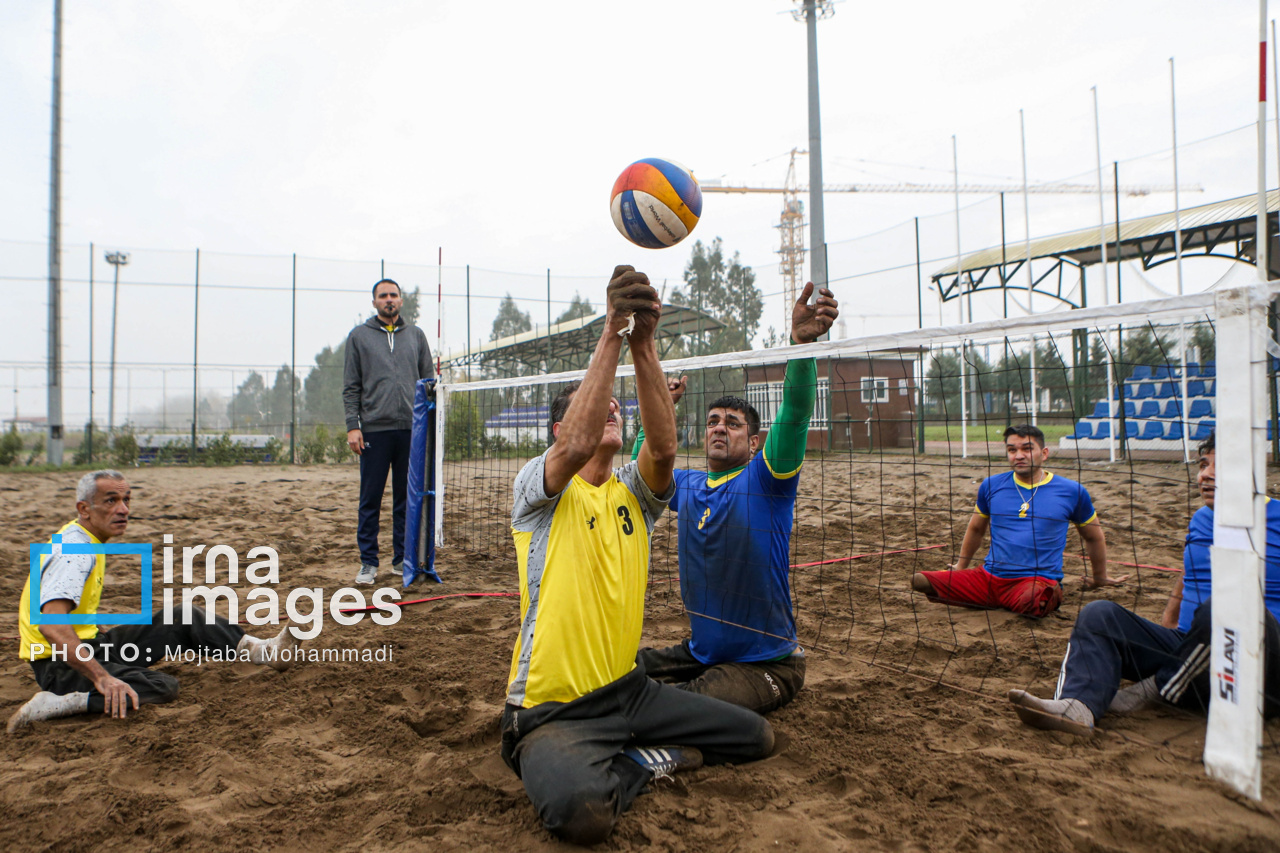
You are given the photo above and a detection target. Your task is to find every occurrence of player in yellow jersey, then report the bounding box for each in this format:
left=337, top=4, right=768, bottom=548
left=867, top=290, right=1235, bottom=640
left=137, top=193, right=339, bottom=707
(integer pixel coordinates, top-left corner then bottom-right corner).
left=7, top=470, right=297, bottom=732
left=499, top=266, right=774, bottom=845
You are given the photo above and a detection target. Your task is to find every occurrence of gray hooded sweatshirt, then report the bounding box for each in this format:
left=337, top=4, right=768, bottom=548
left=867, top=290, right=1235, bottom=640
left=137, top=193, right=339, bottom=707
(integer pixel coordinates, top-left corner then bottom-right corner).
left=343, top=315, right=434, bottom=432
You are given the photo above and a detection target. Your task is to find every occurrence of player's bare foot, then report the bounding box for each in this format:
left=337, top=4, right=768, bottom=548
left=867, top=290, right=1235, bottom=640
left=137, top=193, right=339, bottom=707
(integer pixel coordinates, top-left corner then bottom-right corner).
left=1007, top=689, right=1095, bottom=736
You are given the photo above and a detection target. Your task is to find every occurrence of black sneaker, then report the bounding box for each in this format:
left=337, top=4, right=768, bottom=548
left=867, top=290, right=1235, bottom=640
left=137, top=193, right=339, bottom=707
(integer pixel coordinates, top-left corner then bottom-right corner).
left=622, top=746, right=703, bottom=781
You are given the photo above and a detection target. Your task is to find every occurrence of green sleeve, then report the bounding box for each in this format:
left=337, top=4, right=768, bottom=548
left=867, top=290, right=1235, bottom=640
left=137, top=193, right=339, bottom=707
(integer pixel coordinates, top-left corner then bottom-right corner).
left=631, top=424, right=645, bottom=460
left=762, top=354, right=817, bottom=477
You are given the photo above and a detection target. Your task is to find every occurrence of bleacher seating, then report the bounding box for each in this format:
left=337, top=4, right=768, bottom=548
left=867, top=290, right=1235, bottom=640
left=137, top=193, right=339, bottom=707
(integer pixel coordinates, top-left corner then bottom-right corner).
left=1057, top=363, right=1277, bottom=452
left=1069, top=421, right=1093, bottom=439
left=1188, top=399, right=1213, bottom=419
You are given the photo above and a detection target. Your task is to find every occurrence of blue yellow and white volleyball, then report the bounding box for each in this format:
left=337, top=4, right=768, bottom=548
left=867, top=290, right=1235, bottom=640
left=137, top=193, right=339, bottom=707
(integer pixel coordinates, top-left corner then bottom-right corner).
left=610, top=158, right=703, bottom=249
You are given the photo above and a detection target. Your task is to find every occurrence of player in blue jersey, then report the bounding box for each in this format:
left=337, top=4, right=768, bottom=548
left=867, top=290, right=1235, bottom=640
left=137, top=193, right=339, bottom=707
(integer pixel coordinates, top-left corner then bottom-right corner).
left=913, top=425, right=1125, bottom=617
left=632, top=282, right=838, bottom=714
left=1009, top=432, right=1280, bottom=735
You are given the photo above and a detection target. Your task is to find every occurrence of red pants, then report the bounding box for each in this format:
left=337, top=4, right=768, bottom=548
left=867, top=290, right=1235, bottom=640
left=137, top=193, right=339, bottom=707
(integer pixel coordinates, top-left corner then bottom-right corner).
left=919, top=566, right=1062, bottom=617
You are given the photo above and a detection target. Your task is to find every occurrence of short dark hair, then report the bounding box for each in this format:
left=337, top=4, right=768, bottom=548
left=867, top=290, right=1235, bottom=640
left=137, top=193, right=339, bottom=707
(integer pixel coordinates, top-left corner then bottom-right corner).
left=372, top=278, right=402, bottom=298
left=1198, top=430, right=1215, bottom=457
left=548, top=381, right=583, bottom=444
left=1003, top=424, right=1046, bottom=448
left=708, top=395, right=760, bottom=436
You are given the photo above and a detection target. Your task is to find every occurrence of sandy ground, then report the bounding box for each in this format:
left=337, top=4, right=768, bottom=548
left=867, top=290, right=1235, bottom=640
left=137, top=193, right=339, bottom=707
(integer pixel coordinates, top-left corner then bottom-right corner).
left=1, top=452, right=1279, bottom=852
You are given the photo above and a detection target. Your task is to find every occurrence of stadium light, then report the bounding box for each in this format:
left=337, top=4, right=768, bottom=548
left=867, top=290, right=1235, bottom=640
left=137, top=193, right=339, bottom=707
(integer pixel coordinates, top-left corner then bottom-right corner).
left=105, top=250, right=130, bottom=432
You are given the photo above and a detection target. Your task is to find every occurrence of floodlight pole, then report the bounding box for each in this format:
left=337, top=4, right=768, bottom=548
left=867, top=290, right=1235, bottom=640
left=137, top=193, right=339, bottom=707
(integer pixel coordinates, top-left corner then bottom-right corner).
left=795, top=0, right=832, bottom=299
left=105, top=251, right=130, bottom=432
left=46, top=0, right=64, bottom=466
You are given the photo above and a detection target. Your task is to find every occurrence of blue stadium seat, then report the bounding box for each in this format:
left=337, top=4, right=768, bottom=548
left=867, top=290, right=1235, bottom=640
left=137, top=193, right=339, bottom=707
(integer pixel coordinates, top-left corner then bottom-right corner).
left=1069, top=421, right=1093, bottom=439
left=1200, top=362, right=1216, bottom=378
left=1137, top=400, right=1160, bottom=418
left=1152, top=365, right=1173, bottom=379
left=1192, top=420, right=1216, bottom=441
left=1185, top=362, right=1200, bottom=376
left=1091, top=400, right=1110, bottom=418
left=1165, top=421, right=1184, bottom=441
left=1154, top=382, right=1177, bottom=399
left=1130, top=365, right=1153, bottom=381
left=1132, top=383, right=1155, bottom=399
left=1124, top=421, right=1139, bottom=439
left=1138, top=421, right=1165, bottom=440
left=1189, top=399, right=1213, bottom=419
left=1093, top=421, right=1111, bottom=440
left=1187, top=380, right=1206, bottom=397
left=1161, top=399, right=1182, bottom=418
left=1125, top=401, right=1137, bottom=418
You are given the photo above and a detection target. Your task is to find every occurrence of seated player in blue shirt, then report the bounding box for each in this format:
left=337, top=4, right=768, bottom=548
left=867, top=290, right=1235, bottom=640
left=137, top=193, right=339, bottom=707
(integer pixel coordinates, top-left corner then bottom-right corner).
left=912, top=425, right=1125, bottom=617
left=632, top=282, right=838, bottom=713
left=1009, top=431, right=1280, bottom=735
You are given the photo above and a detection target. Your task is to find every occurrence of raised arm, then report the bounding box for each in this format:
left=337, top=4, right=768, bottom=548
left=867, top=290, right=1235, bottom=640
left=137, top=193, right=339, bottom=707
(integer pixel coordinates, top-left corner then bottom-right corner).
left=543, top=266, right=660, bottom=495
left=630, top=375, right=685, bottom=461
left=762, top=282, right=838, bottom=476
left=632, top=313, right=677, bottom=496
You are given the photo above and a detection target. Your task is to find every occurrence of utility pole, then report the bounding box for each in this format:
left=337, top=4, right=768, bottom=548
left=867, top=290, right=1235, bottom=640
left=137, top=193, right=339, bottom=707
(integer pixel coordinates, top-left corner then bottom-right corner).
left=105, top=251, right=130, bottom=431
left=794, top=0, right=833, bottom=298
left=46, top=0, right=64, bottom=465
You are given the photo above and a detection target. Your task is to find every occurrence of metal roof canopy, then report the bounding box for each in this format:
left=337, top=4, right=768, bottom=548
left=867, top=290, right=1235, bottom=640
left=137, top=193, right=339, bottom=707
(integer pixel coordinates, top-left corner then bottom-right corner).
left=931, top=190, right=1280, bottom=309
left=442, top=303, right=725, bottom=372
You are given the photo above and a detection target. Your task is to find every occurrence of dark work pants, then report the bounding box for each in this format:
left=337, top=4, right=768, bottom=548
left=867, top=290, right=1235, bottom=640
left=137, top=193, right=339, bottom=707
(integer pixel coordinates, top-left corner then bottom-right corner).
left=357, top=428, right=412, bottom=568
left=500, top=663, right=774, bottom=846
left=29, top=606, right=245, bottom=714
left=639, top=640, right=806, bottom=715
left=1058, top=599, right=1280, bottom=721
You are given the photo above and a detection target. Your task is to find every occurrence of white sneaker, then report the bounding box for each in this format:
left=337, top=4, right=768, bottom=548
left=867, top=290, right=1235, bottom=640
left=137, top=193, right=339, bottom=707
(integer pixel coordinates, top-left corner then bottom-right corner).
left=355, top=564, right=377, bottom=585
left=7, top=691, right=90, bottom=733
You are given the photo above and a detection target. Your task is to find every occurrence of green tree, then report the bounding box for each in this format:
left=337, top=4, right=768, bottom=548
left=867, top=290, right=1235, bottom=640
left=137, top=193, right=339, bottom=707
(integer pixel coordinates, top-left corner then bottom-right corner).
left=555, top=292, right=595, bottom=325
left=926, top=352, right=961, bottom=416
left=1119, top=326, right=1175, bottom=374
left=303, top=342, right=346, bottom=426
left=401, top=286, right=422, bottom=326
left=491, top=293, right=533, bottom=341
left=267, top=366, right=300, bottom=432
left=1190, top=322, right=1215, bottom=364
left=0, top=426, right=23, bottom=466
left=672, top=238, right=762, bottom=355
left=229, top=372, right=268, bottom=428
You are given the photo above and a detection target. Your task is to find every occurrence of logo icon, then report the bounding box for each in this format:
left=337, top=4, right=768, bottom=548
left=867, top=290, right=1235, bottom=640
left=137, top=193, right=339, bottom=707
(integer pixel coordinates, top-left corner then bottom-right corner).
left=28, top=534, right=153, bottom=625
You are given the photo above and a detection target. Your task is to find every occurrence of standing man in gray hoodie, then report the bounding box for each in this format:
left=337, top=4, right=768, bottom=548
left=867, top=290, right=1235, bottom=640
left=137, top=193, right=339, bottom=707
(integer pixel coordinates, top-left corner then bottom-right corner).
left=344, top=279, right=434, bottom=585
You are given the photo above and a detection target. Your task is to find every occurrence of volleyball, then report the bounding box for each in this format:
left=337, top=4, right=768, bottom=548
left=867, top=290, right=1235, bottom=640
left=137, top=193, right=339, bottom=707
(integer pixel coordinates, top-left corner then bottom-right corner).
left=610, top=158, right=703, bottom=249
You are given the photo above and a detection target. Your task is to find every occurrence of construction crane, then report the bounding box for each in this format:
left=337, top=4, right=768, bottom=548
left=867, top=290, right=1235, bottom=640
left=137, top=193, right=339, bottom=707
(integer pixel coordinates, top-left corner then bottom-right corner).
left=703, top=148, right=1203, bottom=312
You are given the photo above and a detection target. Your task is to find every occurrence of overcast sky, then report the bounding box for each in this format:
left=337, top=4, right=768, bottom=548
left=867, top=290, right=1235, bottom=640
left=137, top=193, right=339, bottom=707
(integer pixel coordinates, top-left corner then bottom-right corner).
left=0, top=0, right=1272, bottom=422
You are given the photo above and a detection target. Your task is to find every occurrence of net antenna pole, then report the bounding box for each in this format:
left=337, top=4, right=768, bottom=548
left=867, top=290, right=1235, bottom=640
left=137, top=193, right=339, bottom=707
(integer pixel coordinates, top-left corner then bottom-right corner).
left=1020, top=110, right=1037, bottom=427
left=1171, top=58, right=1192, bottom=464
left=954, top=134, right=967, bottom=458
left=1205, top=1, right=1271, bottom=800
left=1092, top=86, right=1115, bottom=463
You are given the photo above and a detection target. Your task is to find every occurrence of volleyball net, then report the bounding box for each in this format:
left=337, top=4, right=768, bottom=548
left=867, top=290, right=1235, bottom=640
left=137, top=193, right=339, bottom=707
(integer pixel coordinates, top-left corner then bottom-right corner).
left=431, top=282, right=1276, bottom=799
